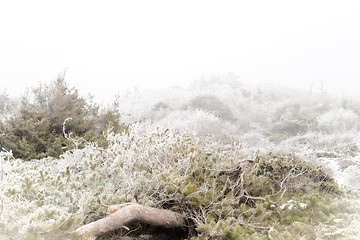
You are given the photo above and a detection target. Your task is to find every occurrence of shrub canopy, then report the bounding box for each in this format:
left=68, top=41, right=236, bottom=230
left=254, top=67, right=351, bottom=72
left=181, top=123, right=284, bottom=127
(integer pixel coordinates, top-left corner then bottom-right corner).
left=0, top=77, right=125, bottom=160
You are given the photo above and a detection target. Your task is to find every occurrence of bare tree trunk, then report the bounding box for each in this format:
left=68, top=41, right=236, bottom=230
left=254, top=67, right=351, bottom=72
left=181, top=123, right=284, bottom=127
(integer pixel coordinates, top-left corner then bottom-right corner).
left=74, top=203, right=186, bottom=237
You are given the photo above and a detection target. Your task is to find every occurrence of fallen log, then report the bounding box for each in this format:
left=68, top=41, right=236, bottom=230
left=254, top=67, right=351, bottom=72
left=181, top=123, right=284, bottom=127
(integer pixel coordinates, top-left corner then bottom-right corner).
left=74, top=203, right=186, bottom=237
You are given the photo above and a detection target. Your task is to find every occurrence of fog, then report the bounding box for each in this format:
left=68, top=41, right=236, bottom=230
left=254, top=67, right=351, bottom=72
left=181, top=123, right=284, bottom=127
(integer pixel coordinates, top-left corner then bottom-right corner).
left=0, top=0, right=359, bottom=102
left=1, top=2, right=360, bottom=237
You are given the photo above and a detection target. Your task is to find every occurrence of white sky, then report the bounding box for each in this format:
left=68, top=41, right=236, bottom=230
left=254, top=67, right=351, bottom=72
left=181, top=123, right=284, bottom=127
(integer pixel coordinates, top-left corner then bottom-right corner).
left=0, top=0, right=359, bottom=102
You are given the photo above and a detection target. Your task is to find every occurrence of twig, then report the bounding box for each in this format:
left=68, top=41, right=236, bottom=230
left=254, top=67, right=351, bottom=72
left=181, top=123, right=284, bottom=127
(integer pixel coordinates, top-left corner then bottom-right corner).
left=268, top=226, right=278, bottom=240
left=63, top=118, right=88, bottom=149
left=241, top=222, right=272, bottom=231
left=37, top=214, right=75, bottom=234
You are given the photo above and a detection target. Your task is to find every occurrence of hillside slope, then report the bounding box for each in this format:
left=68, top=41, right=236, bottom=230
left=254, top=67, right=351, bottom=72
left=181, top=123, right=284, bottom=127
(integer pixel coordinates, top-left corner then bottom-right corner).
left=1, top=76, right=360, bottom=239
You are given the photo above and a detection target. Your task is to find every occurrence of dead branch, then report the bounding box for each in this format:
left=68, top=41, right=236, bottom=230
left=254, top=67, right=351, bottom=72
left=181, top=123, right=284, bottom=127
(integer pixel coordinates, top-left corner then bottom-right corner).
left=237, top=159, right=256, bottom=199
left=74, top=203, right=186, bottom=237
left=242, top=222, right=272, bottom=231
left=106, top=203, right=134, bottom=215
left=239, top=165, right=307, bottom=206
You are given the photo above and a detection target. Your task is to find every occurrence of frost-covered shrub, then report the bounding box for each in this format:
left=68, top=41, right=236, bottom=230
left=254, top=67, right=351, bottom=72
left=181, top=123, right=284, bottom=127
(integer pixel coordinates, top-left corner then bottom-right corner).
left=117, top=87, right=189, bottom=124
left=150, top=101, right=171, bottom=122
left=157, top=109, right=236, bottom=138
left=187, top=95, right=235, bottom=122
left=270, top=103, right=318, bottom=137
left=237, top=131, right=271, bottom=148
left=0, top=122, right=221, bottom=238
left=318, top=108, right=360, bottom=133
left=294, top=131, right=359, bottom=151
left=0, top=122, right=350, bottom=239
left=2, top=76, right=360, bottom=239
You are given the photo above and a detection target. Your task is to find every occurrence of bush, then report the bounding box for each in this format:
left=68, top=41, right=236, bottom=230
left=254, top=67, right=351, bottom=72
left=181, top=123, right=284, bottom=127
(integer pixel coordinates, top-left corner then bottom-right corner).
left=270, top=103, right=318, bottom=138
left=0, top=77, right=125, bottom=160
left=158, top=109, right=236, bottom=138
left=317, top=108, right=360, bottom=133
left=188, top=95, right=236, bottom=122
left=0, top=122, right=348, bottom=239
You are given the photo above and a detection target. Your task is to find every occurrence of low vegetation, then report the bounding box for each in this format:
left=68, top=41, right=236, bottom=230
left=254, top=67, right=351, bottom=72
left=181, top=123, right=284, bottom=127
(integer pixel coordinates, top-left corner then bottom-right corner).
left=0, top=77, right=125, bottom=160
left=1, top=75, right=360, bottom=239
left=1, top=122, right=359, bottom=239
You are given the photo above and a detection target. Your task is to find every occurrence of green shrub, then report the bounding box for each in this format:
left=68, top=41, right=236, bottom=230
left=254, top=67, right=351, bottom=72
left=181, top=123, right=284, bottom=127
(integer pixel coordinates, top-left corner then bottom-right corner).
left=2, top=75, right=360, bottom=240
left=0, top=77, right=126, bottom=160
left=0, top=120, right=356, bottom=240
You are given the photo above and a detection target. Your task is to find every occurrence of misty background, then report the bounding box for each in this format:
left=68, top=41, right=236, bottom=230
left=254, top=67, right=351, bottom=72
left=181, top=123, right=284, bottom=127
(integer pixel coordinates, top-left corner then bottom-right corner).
left=0, top=0, right=360, bottom=102
left=1, top=1, right=360, bottom=238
